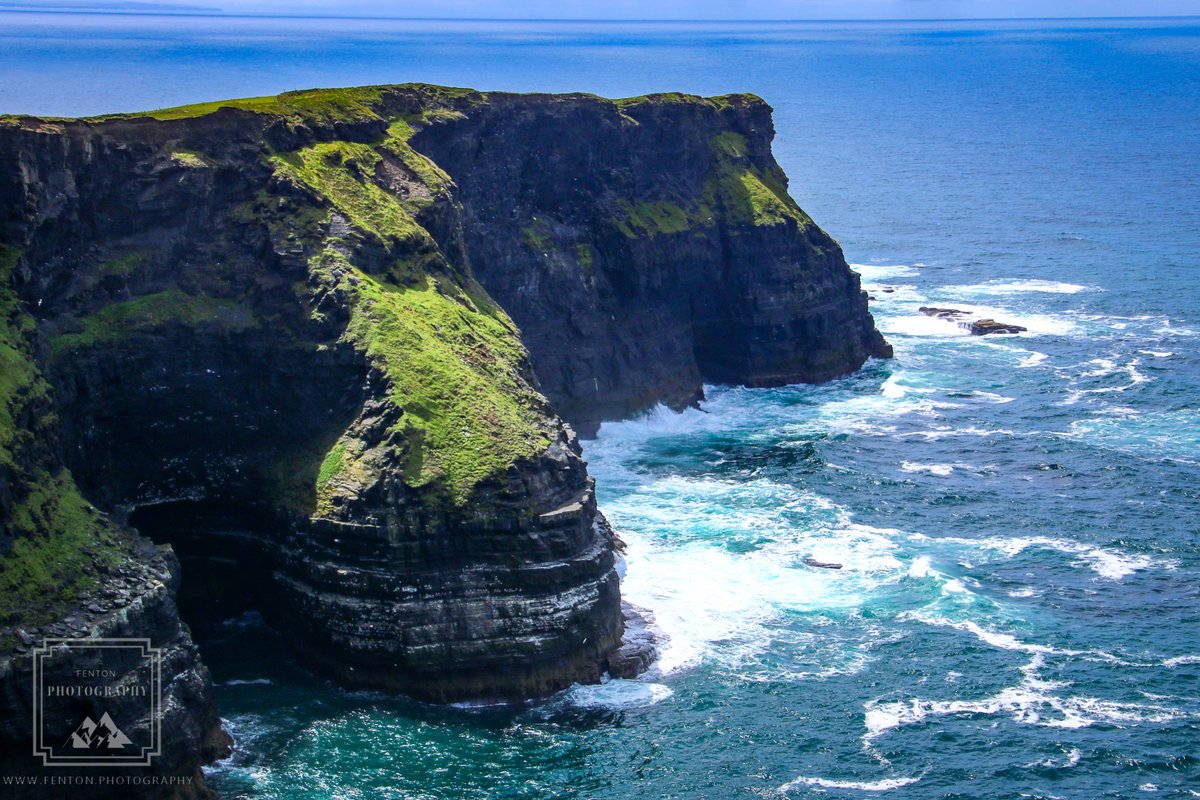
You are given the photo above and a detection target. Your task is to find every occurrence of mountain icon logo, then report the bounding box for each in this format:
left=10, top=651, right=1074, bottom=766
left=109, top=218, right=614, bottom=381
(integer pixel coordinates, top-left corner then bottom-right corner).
left=65, top=712, right=133, bottom=750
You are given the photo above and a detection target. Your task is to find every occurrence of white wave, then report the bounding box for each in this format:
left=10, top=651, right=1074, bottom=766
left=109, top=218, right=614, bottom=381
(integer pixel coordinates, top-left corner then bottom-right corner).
left=1163, top=655, right=1200, bottom=668
left=968, top=390, right=1015, bottom=404
left=616, top=513, right=908, bottom=675
left=1152, top=320, right=1197, bottom=337
left=449, top=698, right=512, bottom=710
left=914, top=299, right=1079, bottom=337
left=935, top=534, right=1155, bottom=580
left=1138, top=350, right=1173, bottom=358
left=781, top=773, right=923, bottom=793
left=601, top=470, right=913, bottom=675
left=1025, top=747, right=1082, bottom=769
left=1065, top=410, right=1200, bottom=464
left=906, top=426, right=1016, bottom=441
left=901, top=461, right=954, bottom=477
left=907, top=556, right=937, bottom=579
left=850, top=263, right=920, bottom=280
left=880, top=313, right=970, bottom=338
left=946, top=279, right=1092, bottom=295
left=902, top=613, right=1072, bottom=657
left=864, top=654, right=1186, bottom=745
left=1018, top=351, right=1049, bottom=368
left=559, top=680, right=673, bottom=710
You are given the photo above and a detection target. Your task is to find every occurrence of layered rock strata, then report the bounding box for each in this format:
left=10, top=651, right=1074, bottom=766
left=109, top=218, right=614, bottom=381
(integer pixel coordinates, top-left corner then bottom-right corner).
left=0, top=84, right=888, bottom=796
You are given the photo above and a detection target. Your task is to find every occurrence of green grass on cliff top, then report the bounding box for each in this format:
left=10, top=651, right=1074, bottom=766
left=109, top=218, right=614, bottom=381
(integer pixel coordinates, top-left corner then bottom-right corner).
left=0, top=84, right=761, bottom=125
left=90, top=84, right=487, bottom=123
left=313, top=252, right=552, bottom=507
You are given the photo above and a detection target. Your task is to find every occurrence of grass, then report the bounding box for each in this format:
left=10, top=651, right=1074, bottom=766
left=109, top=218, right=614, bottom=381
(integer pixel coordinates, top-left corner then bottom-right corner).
left=98, top=250, right=149, bottom=277
left=614, top=92, right=764, bottom=110
left=312, top=250, right=552, bottom=505
left=615, top=201, right=698, bottom=238
left=170, top=149, right=208, bottom=168
left=264, top=123, right=554, bottom=507
left=315, top=441, right=346, bottom=494
left=50, top=289, right=256, bottom=355
left=89, top=83, right=488, bottom=125
left=575, top=243, right=595, bottom=276
left=0, top=471, right=126, bottom=630
left=522, top=218, right=553, bottom=253
left=0, top=246, right=129, bottom=636
left=131, top=86, right=388, bottom=124
left=609, top=130, right=805, bottom=239
left=0, top=246, right=40, bottom=470
left=379, top=120, right=455, bottom=199
left=272, top=140, right=432, bottom=248
left=705, top=133, right=811, bottom=228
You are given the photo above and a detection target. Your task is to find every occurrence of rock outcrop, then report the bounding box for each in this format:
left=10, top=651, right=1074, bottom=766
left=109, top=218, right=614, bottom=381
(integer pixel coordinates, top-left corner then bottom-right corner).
left=0, top=84, right=888, bottom=796
left=918, top=307, right=1027, bottom=335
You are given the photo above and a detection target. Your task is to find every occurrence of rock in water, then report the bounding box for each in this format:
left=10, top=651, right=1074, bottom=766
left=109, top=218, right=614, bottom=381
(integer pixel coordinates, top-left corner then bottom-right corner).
left=919, top=306, right=971, bottom=320
left=0, top=84, right=889, bottom=794
left=919, top=307, right=1027, bottom=335
left=962, top=318, right=1029, bottom=335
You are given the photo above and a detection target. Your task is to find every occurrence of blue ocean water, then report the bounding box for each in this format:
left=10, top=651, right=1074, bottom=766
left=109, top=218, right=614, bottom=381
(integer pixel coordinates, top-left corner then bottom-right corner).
left=4, top=13, right=1200, bottom=799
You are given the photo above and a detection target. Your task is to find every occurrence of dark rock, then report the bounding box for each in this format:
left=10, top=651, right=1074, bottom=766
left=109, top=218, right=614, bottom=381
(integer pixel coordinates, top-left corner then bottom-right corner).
left=606, top=602, right=663, bottom=679
left=919, top=306, right=970, bottom=320
left=919, top=307, right=1027, bottom=335
left=803, top=557, right=843, bottom=570
left=962, top=318, right=1028, bottom=335
left=413, top=91, right=891, bottom=435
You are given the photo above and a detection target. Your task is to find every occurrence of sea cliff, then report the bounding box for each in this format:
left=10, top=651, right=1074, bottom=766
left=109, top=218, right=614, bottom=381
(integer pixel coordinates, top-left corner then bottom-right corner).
left=0, top=84, right=887, bottom=797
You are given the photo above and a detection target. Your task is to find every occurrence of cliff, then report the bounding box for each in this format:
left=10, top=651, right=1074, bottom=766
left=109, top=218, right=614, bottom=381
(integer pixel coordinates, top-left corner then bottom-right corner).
left=0, top=84, right=887, bottom=797
left=410, top=90, right=891, bottom=433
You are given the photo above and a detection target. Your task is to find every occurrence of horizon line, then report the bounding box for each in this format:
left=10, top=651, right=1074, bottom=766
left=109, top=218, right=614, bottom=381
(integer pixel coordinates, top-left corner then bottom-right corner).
left=1, top=8, right=1198, bottom=23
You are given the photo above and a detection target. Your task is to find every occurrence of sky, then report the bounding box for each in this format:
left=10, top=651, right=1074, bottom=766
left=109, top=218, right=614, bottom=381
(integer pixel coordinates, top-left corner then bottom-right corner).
left=3, top=0, right=1197, bottom=17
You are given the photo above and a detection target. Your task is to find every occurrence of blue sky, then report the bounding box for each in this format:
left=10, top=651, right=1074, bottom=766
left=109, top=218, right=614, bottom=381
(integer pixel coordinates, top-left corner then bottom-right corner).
left=6, top=0, right=1198, bottom=18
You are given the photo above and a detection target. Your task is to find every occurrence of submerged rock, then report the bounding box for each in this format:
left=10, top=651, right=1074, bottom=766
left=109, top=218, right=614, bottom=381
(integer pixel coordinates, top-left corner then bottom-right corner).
left=919, top=306, right=971, bottom=320
left=919, top=307, right=1027, bottom=335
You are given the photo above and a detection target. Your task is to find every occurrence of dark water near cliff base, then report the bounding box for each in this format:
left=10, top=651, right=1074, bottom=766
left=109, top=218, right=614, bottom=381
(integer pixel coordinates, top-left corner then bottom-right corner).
left=5, top=14, right=1200, bottom=799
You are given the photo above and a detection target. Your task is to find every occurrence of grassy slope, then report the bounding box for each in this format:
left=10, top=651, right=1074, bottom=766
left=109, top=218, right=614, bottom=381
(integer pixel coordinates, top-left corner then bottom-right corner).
left=0, top=246, right=128, bottom=634
left=267, top=109, right=553, bottom=506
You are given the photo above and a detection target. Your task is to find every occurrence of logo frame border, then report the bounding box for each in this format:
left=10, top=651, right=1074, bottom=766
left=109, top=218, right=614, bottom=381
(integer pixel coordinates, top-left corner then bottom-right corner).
left=31, top=637, right=162, bottom=768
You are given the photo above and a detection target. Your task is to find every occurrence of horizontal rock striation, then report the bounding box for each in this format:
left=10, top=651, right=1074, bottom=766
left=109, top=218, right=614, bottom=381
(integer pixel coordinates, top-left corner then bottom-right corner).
left=0, top=84, right=888, bottom=795
left=410, top=91, right=892, bottom=434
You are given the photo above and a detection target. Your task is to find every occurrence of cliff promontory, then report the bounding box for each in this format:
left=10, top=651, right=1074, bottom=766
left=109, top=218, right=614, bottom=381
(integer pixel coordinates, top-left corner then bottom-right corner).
left=0, top=84, right=887, bottom=797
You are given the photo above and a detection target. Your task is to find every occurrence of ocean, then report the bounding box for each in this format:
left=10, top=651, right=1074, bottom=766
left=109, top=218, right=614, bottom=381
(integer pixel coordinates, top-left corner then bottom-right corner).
left=3, top=12, right=1199, bottom=799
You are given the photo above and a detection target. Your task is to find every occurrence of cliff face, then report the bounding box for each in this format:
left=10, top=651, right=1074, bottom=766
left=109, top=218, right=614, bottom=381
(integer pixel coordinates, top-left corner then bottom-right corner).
left=0, top=84, right=887, bottom=796
left=410, top=92, right=891, bottom=433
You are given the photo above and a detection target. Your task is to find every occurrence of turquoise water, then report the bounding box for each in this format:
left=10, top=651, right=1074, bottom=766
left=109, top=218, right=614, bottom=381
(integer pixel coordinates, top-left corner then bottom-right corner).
left=5, top=13, right=1200, bottom=799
